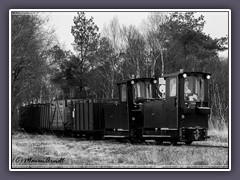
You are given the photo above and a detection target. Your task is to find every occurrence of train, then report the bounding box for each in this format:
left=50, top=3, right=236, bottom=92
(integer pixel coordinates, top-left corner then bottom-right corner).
left=19, top=70, right=211, bottom=145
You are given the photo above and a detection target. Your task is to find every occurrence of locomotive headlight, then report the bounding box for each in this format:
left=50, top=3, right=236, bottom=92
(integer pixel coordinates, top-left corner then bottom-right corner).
left=206, top=75, right=211, bottom=79
left=131, top=80, right=135, bottom=84
left=132, top=117, right=135, bottom=121
left=153, top=80, right=157, bottom=84
left=183, top=73, right=187, bottom=78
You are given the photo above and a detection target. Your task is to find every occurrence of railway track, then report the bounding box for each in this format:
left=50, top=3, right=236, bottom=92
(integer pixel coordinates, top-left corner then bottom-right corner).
left=115, top=139, right=229, bottom=149
left=187, top=143, right=228, bottom=149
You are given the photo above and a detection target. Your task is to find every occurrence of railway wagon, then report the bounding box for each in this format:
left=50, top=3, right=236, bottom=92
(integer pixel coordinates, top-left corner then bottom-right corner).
left=19, top=99, right=115, bottom=138
left=70, top=99, right=117, bottom=139
left=19, top=70, right=211, bottom=144
left=20, top=103, right=51, bottom=133
left=20, top=100, right=72, bottom=133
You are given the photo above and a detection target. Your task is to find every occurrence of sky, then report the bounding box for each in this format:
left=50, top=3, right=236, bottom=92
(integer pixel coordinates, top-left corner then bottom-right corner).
left=46, top=10, right=229, bottom=57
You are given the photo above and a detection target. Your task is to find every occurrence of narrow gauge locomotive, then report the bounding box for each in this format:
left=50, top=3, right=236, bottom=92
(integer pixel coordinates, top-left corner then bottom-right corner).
left=19, top=71, right=211, bottom=145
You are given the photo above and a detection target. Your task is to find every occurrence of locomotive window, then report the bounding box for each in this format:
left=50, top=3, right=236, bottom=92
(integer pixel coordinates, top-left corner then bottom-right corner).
left=133, top=82, right=145, bottom=98
left=184, top=76, right=205, bottom=102
left=146, top=82, right=152, bottom=98
left=121, top=84, right=127, bottom=102
left=169, top=77, right=177, bottom=97
left=133, top=81, right=153, bottom=100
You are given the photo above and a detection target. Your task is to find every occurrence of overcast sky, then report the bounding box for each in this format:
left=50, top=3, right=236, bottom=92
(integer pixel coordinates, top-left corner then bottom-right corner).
left=46, top=10, right=229, bottom=57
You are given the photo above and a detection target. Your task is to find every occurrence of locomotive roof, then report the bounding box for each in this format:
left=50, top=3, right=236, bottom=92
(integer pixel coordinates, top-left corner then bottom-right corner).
left=162, top=71, right=211, bottom=78
left=116, top=77, right=156, bottom=85
left=116, top=71, right=210, bottom=85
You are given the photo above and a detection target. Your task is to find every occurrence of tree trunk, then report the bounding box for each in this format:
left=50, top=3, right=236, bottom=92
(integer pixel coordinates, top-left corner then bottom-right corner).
left=151, top=53, right=161, bottom=78
left=136, top=59, right=140, bottom=78
left=151, top=57, right=156, bottom=78
left=111, top=74, right=114, bottom=99
left=160, top=49, right=164, bottom=76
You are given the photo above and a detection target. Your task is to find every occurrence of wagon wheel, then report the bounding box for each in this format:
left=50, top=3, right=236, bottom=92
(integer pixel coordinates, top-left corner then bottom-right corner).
left=185, top=141, right=193, bottom=145
left=24, top=127, right=32, bottom=133
left=85, top=135, right=92, bottom=140
left=93, top=135, right=103, bottom=140
left=63, top=130, right=72, bottom=137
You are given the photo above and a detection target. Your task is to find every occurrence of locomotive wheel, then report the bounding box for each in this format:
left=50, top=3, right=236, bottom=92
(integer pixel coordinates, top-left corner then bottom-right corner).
left=185, top=141, right=193, bottom=145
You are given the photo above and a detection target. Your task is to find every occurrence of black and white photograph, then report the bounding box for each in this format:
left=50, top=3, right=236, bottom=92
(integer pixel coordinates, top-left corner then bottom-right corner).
left=9, top=9, right=230, bottom=170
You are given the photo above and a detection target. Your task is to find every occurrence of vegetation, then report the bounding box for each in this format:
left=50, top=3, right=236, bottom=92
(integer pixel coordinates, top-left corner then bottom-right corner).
left=11, top=12, right=57, bottom=128
left=11, top=131, right=228, bottom=168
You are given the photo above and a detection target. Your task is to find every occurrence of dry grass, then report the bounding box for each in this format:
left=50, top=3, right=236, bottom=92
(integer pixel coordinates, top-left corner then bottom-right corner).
left=208, top=116, right=229, bottom=144
left=11, top=130, right=229, bottom=169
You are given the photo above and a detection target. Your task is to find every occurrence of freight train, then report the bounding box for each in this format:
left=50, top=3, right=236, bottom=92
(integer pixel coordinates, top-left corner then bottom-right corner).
left=19, top=70, right=211, bottom=145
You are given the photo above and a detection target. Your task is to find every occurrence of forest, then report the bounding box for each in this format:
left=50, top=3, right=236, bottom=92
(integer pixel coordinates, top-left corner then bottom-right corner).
left=11, top=11, right=229, bottom=131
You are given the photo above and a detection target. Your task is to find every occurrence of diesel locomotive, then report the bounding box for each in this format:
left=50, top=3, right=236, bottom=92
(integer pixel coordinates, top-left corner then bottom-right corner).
left=19, top=70, right=211, bottom=145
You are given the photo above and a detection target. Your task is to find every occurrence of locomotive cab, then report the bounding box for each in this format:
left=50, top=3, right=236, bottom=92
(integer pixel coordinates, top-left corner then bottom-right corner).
left=142, top=71, right=211, bottom=144
left=179, top=72, right=211, bottom=143
left=103, top=78, right=158, bottom=140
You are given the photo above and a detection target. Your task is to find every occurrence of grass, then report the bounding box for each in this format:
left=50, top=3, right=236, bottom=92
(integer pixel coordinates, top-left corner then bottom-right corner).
left=11, top=130, right=229, bottom=169
left=208, top=116, right=229, bottom=144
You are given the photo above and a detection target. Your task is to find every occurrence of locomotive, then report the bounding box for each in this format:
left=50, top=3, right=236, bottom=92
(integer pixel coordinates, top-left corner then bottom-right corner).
left=19, top=70, right=211, bottom=145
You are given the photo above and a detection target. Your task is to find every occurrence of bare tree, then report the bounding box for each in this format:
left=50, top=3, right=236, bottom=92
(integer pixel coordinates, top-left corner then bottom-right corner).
left=96, top=17, right=123, bottom=98
left=120, top=25, right=147, bottom=78
left=11, top=12, right=57, bottom=128
left=142, top=12, right=168, bottom=77
left=102, top=16, right=123, bottom=52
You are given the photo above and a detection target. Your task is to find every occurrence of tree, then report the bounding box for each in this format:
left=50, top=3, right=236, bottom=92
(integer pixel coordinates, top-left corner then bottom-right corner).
left=207, top=56, right=229, bottom=128
left=49, top=46, right=90, bottom=99
left=70, top=12, right=100, bottom=98
left=102, top=16, right=122, bottom=52
left=11, top=12, right=56, bottom=128
left=88, top=37, right=121, bottom=98
left=95, top=17, right=123, bottom=98
left=120, top=25, right=147, bottom=79
left=143, top=12, right=168, bottom=77
left=48, top=45, right=73, bottom=99
left=164, top=12, right=227, bottom=73
left=11, top=12, right=55, bottom=104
